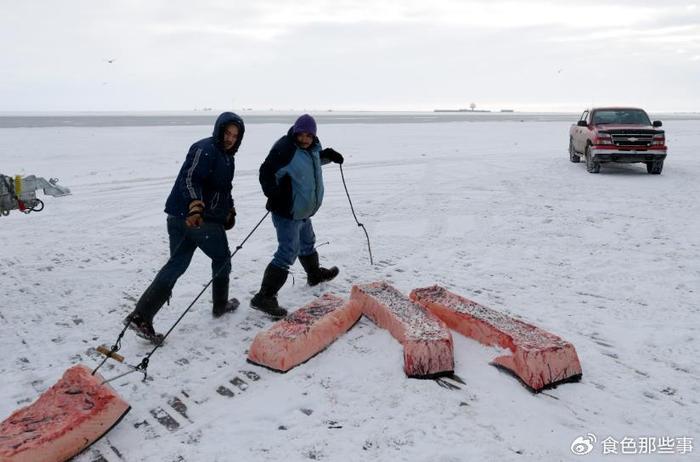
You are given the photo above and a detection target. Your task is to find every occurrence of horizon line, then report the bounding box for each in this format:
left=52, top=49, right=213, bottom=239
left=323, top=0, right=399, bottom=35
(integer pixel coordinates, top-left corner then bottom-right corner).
left=1, top=108, right=699, bottom=115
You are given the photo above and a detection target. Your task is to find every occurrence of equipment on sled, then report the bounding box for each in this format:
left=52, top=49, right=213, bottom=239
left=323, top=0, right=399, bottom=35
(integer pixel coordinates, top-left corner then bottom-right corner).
left=0, top=173, right=71, bottom=216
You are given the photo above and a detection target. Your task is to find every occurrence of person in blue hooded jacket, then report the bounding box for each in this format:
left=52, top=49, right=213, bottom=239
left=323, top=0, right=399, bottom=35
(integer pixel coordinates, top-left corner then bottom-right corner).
left=251, top=114, right=344, bottom=317
left=126, top=112, right=245, bottom=342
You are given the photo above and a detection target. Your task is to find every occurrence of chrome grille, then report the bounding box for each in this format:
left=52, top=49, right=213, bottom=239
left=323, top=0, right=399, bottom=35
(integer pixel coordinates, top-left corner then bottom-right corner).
left=608, top=130, right=655, bottom=147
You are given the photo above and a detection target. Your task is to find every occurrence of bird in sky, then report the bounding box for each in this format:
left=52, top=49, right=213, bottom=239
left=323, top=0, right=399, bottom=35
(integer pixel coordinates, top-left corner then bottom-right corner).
left=107, top=58, right=116, bottom=64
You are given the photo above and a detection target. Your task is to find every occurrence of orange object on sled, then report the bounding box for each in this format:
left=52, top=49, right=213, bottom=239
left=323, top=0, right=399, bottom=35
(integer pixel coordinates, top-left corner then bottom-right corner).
left=0, top=364, right=130, bottom=462
left=248, top=293, right=362, bottom=372
left=352, top=281, right=454, bottom=378
left=410, top=285, right=582, bottom=391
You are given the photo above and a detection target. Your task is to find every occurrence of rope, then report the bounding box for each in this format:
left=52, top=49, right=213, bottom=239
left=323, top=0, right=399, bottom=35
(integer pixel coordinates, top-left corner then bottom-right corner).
left=91, top=230, right=191, bottom=377
left=134, top=211, right=270, bottom=376
left=338, top=164, right=373, bottom=265
left=96, top=161, right=369, bottom=380
left=25, top=198, right=44, bottom=213
left=94, top=211, right=270, bottom=380
left=91, top=322, right=128, bottom=375
left=100, top=366, right=141, bottom=385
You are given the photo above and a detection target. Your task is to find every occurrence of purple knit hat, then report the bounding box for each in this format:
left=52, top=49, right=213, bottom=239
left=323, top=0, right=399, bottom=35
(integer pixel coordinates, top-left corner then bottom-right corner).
left=292, top=114, right=317, bottom=136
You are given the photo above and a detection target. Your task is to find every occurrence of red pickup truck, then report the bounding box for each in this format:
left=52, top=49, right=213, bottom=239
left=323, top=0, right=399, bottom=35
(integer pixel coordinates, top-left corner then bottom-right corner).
left=568, top=107, right=667, bottom=174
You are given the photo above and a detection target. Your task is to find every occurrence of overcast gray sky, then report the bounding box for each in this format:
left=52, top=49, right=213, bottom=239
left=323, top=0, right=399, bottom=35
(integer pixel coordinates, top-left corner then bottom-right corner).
left=1, top=0, right=698, bottom=112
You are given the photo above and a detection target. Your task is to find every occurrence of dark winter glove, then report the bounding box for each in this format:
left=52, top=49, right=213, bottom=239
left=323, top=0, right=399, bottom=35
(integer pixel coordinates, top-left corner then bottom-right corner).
left=224, top=207, right=236, bottom=230
left=186, top=200, right=204, bottom=228
left=321, top=148, right=344, bottom=164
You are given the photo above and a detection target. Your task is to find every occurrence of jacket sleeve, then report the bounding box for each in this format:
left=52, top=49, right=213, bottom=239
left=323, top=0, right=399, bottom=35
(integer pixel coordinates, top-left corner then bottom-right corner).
left=259, top=147, right=283, bottom=198
left=180, top=145, right=213, bottom=203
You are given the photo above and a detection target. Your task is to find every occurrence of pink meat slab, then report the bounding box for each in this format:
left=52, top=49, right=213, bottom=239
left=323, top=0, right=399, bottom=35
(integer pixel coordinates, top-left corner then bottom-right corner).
left=247, top=293, right=362, bottom=372
left=410, top=285, right=582, bottom=391
left=0, top=364, right=130, bottom=462
left=351, top=281, right=454, bottom=378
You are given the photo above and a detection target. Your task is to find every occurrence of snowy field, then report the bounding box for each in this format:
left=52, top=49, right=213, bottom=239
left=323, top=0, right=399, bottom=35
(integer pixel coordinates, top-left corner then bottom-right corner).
left=1, top=113, right=698, bottom=461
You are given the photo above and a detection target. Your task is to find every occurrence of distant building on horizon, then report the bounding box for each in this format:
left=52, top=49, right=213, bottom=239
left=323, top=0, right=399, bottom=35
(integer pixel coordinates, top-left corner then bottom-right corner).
left=433, top=108, right=493, bottom=113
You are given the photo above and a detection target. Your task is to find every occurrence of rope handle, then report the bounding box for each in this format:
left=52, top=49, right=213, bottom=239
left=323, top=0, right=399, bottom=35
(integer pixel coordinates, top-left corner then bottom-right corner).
left=96, top=345, right=124, bottom=363
left=92, top=320, right=129, bottom=375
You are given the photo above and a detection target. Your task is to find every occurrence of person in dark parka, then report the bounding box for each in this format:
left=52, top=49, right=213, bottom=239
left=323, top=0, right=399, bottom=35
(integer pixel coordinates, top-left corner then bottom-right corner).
left=251, top=114, right=344, bottom=317
left=126, top=112, right=245, bottom=342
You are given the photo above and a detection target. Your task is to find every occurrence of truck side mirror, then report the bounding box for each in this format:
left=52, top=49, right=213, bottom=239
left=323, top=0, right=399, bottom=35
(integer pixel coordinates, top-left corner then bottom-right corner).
left=577, top=120, right=588, bottom=127
left=653, top=120, right=662, bottom=127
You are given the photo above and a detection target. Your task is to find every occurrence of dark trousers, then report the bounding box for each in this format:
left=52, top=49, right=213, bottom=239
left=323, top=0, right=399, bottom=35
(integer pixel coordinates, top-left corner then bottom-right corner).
left=270, top=213, right=316, bottom=271
left=134, top=215, right=231, bottom=320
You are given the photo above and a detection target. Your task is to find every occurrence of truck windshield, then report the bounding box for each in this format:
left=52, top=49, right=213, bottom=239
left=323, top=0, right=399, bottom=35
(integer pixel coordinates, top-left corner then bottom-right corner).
left=591, top=110, right=651, bottom=125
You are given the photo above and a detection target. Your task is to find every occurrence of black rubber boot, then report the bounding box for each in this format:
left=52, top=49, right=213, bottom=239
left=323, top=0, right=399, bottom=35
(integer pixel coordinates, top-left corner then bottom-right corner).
left=250, top=264, right=288, bottom=318
left=298, top=251, right=339, bottom=286
left=131, top=280, right=171, bottom=324
left=212, top=278, right=239, bottom=318
left=125, top=280, right=171, bottom=344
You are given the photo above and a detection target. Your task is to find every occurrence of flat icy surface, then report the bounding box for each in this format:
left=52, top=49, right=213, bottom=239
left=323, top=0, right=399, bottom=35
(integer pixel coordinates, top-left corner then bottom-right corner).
left=1, top=113, right=698, bottom=461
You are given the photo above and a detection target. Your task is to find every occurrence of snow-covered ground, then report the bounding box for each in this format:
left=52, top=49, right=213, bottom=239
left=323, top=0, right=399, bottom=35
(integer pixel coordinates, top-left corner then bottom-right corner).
left=1, top=114, right=698, bottom=461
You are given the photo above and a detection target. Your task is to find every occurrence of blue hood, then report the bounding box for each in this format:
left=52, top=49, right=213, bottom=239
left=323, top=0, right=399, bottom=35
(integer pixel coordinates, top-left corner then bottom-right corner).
left=213, top=112, right=245, bottom=153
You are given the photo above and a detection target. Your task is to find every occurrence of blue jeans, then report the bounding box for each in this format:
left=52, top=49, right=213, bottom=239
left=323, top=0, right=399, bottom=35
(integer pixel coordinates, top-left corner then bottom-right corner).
left=270, top=213, right=316, bottom=270
left=153, top=215, right=231, bottom=289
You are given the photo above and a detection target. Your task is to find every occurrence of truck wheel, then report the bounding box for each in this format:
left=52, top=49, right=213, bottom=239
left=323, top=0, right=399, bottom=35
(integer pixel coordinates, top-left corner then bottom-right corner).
left=569, top=139, right=580, bottom=163
left=585, top=146, right=600, bottom=173
left=646, top=161, right=663, bottom=174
